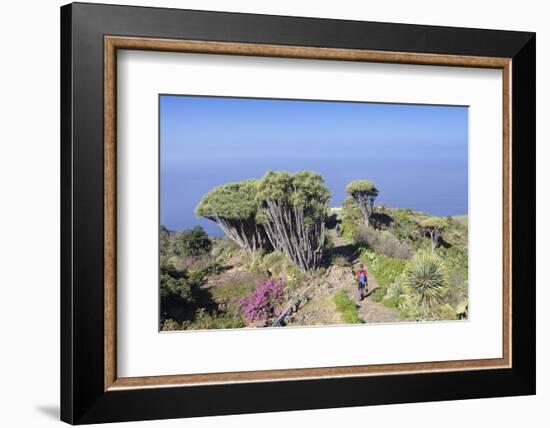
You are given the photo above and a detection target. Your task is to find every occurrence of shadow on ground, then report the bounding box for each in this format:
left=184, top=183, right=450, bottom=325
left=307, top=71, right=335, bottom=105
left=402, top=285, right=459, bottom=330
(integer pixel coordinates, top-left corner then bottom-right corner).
left=35, top=405, right=59, bottom=420
left=331, top=243, right=357, bottom=260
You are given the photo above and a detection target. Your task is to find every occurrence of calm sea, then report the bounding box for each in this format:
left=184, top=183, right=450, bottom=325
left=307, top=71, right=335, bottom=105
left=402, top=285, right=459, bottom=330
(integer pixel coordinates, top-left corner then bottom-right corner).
left=161, top=155, right=467, bottom=237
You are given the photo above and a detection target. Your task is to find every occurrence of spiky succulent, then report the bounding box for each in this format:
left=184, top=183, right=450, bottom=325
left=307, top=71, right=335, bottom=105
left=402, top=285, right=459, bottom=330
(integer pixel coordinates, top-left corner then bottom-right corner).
left=403, top=251, right=448, bottom=308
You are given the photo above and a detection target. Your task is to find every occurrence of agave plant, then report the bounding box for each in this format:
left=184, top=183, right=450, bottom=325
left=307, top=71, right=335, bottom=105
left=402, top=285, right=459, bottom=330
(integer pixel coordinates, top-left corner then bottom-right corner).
left=403, top=251, right=447, bottom=308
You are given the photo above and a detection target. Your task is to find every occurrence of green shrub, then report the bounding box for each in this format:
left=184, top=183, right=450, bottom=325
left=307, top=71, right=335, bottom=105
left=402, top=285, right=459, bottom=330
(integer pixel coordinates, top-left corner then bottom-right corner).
left=386, top=280, right=405, bottom=298
left=339, top=216, right=358, bottom=241
left=353, top=225, right=412, bottom=259
left=213, top=239, right=240, bottom=263
left=282, top=264, right=306, bottom=290
left=342, top=196, right=363, bottom=220
left=181, top=309, right=245, bottom=330
left=455, top=299, right=468, bottom=319
left=437, top=245, right=468, bottom=278
left=260, top=252, right=306, bottom=290
left=208, top=271, right=263, bottom=301
left=403, top=251, right=448, bottom=308
left=160, top=260, right=230, bottom=327
left=345, top=180, right=379, bottom=226
left=160, top=264, right=193, bottom=299
left=397, top=300, right=459, bottom=322
left=387, top=209, right=423, bottom=248
left=173, top=225, right=212, bottom=257
left=396, top=297, right=425, bottom=321
left=333, top=291, right=362, bottom=324
left=442, top=273, right=468, bottom=311
left=431, top=303, right=458, bottom=320
left=160, top=225, right=172, bottom=255
left=360, top=250, right=406, bottom=287
left=202, top=262, right=223, bottom=276
left=160, top=319, right=181, bottom=331
left=246, top=257, right=263, bottom=273
left=261, top=252, right=285, bottom=270
left=382, top=295, right=405, bottom=309
left=160, top=225, right=216, bottom=271
left=159, top=264, right=197, bottom=325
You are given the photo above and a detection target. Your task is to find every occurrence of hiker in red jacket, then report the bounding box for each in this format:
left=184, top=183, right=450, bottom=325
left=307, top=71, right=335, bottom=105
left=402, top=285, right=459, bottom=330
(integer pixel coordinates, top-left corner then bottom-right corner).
left=355, top=264, right=368, bottom=301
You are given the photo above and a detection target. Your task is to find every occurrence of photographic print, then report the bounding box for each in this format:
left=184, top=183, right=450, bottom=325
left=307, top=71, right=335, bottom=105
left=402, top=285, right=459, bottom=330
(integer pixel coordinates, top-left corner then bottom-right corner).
left=159, top=95, right=468, bottom=331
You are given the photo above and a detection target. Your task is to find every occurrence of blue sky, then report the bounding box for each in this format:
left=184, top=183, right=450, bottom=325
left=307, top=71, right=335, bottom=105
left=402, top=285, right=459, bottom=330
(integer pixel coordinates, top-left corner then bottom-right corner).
left=160, top=95, right=468, bottom=235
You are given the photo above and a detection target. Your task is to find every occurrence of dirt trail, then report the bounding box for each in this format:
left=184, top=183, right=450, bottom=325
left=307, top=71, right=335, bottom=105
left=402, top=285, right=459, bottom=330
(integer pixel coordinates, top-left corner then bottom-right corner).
left=205, top=229, right=400, bottom=326
left=300, top=229, right=399, bottom=325
left=356, top=283, right=400, bottom=324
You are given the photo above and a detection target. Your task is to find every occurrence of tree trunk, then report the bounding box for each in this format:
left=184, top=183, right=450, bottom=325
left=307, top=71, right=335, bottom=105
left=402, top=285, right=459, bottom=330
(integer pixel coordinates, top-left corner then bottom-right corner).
left=208, top=216, right=270, bottom=257
left=427, top=227, right=440, bottom=251
left=259, top=199, right=325, bottom=273
left=352, top=192, right=374, bottom=227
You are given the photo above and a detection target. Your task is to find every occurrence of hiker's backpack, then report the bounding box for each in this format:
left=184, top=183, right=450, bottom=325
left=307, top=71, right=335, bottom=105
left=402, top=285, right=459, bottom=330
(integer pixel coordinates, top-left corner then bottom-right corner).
left=359, top=270, right=366, bottom=285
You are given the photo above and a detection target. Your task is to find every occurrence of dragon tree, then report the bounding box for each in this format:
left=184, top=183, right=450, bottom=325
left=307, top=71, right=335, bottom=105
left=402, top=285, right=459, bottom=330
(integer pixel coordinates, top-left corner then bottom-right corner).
left=195, top=180, right=270, bottom=256
left=345, top=180, right=379, bottom=227
left=419, top=216, right=447, bottom=251
left=256, top=170, right=330, bottom=273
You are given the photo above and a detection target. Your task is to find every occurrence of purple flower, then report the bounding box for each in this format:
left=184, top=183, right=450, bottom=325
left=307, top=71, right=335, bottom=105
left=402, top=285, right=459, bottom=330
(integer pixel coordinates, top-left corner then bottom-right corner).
left=237, top=279, right=284, bottom=323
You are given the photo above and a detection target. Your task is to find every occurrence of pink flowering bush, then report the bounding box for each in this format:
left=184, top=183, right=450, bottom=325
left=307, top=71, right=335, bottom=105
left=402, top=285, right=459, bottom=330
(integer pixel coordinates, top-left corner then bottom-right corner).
left=237, top=279, right=284, bottom=323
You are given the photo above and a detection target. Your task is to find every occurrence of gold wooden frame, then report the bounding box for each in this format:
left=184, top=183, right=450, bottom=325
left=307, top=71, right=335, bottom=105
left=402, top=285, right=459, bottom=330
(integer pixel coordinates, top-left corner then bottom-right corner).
left=104, top=36, right=512, bottom=391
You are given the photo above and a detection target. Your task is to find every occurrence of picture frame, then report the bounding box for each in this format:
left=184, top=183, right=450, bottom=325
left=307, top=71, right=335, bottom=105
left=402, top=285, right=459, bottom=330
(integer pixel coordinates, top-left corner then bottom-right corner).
left=60, top=2, right=535, bottom=424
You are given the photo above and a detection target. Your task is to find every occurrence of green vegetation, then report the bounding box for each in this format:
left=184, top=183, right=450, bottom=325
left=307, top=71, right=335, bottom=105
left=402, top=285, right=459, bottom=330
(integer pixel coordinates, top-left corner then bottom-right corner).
left=196, top=180, right=270, bottom=256
left=256, top=170, right=330, bottom=272
left=160, top=225, right=217, bottom=270
left=345, top=180, right=379, bottom=226
left=375, top=248, right=464, bottom=322
left=173, top=225, right=212, bottom=257
left=195, top=180, right=258, bottom=220
left=161, top=172, right=468, bottom=330
left=333, top=291, right=362, bottom=324
left=452, top=215, right=468, bottom=227
left=369, top=287, right=386, bottom=303
left=184, top=309, right=245, bottom=329
left=384, top=208, right=422, bottom=248
left=353, top=211, right=467, bottom=322
left=339, top=212, right=359, bottom=241
left=163, top=309, right=245, bottom=331
left=418, top=216, right=447, bottom=251
left=208, top=274, right=259, bottom=301
left=259, top=251, right=307, bottom=290
left=403, top=251, right=448, bottom=308
left=382, top=295, right=405, bottom=309
left=196, top=170, right=331, bottom=272
left=160, top=227, right=249, bottom=330
left=455, top=299, right=469, bottom=319
left=160, top=262, right=216, bottom=327
left=353, top=225, right=412, bottom=259
left=160, top=263, right=194, bottom=319
left=360, top=250, right=406, bottom=287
